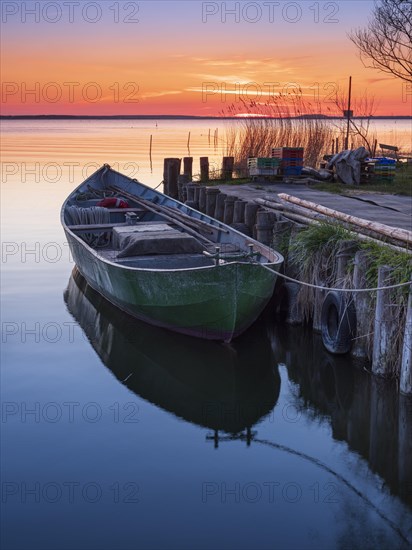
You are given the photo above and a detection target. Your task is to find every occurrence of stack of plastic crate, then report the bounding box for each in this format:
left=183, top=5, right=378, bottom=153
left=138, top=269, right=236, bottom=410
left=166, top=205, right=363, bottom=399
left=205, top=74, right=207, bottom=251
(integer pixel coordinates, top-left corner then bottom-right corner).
left=247, top=157, right=281, bottom=177
left=271, top=147, right=304, bottom=176
left=367, top=157, right=396, bottom=183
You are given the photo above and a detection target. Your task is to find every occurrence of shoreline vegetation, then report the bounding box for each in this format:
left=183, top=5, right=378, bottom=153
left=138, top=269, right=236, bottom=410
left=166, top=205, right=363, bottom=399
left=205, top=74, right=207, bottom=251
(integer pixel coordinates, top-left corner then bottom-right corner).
left=1, top=115, right=411, bottom=120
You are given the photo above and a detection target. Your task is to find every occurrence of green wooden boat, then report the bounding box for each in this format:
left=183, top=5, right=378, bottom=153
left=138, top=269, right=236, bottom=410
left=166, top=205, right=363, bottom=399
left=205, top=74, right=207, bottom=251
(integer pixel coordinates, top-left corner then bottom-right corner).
left=61, top=165, right=283, bottom=341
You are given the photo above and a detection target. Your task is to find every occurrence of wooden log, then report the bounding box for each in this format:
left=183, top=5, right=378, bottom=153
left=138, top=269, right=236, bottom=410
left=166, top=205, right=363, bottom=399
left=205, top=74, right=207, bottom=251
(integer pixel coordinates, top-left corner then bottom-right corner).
left=278, top=193, right=412, bottom=245
left=351, top=250, right=374, bottom=361
left=233, top=200, right=246, bottom=224
left=222, top=156, right=234, bottom=180
left=256, top=199, right=411, bottom=253
left=372, top=266, right=399, bottom=377
left=200, top=157, right=209, bottom=183
left=205, top=187, right=220, bottom=217
left=400, top=287, right=412, bottom=395
left=183, top=157, right=193, bottom=179
left=214, top=193, right=227, bottom=222
left=258, top=197, right=410, bottom=249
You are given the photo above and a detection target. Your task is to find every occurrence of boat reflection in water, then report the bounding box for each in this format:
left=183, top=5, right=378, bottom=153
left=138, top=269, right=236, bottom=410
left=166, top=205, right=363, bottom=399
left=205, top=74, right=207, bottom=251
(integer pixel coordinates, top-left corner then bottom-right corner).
left=270, top=324, right=412, bottom=509
left=64, top=268, right=280, bottom=435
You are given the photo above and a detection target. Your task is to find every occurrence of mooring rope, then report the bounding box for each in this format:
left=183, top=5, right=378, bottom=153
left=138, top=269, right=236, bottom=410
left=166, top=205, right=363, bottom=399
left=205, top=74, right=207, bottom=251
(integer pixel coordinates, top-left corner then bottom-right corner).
left=274, top=270, right=412, bottom=293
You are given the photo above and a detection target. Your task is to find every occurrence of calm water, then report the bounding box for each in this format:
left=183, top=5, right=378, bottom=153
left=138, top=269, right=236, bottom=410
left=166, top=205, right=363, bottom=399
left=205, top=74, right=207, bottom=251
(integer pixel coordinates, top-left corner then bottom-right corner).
left=1, top=120, right=412, bottom=550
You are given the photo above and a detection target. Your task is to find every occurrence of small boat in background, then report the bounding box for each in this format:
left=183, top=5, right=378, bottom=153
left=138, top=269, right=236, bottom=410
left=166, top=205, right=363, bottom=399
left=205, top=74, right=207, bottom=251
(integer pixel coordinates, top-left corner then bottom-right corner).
left=61, top=165, right=283, bottom=341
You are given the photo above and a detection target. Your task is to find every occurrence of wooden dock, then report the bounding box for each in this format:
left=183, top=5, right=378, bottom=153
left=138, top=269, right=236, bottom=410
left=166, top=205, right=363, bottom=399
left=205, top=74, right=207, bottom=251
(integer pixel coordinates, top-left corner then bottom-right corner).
left=216, top=182, right=412, bottom=232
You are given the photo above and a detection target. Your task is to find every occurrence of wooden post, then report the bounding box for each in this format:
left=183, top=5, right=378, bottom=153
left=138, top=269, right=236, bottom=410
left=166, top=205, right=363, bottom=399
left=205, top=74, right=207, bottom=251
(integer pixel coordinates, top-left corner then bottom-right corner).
left=335, top=137, right=339, bottom=154
left=400, top=287, right=412, bottom=395
left=372, top=266, right=398, bottom=377
left=233, top=200, right=246, bottom=224
left=198, top=186, right=207, bottom=213
left=222, top=156, right=234, bottom=180
left=200, top=157, right=209, bottom=182
left=177, top=174, right=190, bottom=202
left=186, top=183, right=196, bottom=201
left=245, top=203, right=260, bottom=234
left=351, top=250, right=373, bottom=360
left=183, top=157, right=193, bottom=180
left=214, top=193, right=227, bottom=222
left=256, top=210, right=275, bottom=245
left=166, top=158, right=181, bottom=199
left=223, top=195, right=236, bottom=225
left=345, top=75, right=352, bottom=150
left=187, top=131, right=191, bottom=153
left=205, top=187, right=220, bottom=217
left=149, top=135, right=153, bottom=171
left=332, top=139, right=335, bottom=155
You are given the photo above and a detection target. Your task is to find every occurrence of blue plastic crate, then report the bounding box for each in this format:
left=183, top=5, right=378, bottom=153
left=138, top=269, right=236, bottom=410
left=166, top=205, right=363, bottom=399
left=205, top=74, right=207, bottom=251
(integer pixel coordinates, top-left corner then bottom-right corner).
left=283, top=166, right=303, bottom=176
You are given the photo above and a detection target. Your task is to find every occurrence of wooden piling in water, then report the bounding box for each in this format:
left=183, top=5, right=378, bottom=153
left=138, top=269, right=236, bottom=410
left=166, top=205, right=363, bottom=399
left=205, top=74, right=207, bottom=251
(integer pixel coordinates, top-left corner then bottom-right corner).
left=233, top=200, right=246, bottom=224
left=351, top=249, right=373, bottom=361
left=400, top=287, right=412, bottom=395
left=200, top=157, right=209, bottom=182
left=256, top=210, right=275, bottom=246
left=163, top=158, right=181, bottom=198
left=206, top=187, right=220, bottom=217
left=183, top=157, right=193, bottom=179
left=177, top=174, right=190, bottom=202
left=223, top=195, right=236, bottom=225
left=186, top=183, right=196, bottom=202
left=245, top=203, right=260, bottom=238
left=214, top=193, right=227, bottom=222
left=372, top=266, right=398, bottom=377
left=198, top=186, right=207, bottom=213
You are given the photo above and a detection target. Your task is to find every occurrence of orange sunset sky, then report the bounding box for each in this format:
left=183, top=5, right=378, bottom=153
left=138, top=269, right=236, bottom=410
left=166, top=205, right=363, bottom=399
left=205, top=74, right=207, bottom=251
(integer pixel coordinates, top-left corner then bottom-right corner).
left=1, top=0, right=411, bottom=116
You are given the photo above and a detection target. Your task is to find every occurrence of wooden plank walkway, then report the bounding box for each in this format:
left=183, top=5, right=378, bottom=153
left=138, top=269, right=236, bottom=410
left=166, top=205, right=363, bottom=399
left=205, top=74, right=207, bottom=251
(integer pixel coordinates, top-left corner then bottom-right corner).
left=217, top=183, right=412, bottom=232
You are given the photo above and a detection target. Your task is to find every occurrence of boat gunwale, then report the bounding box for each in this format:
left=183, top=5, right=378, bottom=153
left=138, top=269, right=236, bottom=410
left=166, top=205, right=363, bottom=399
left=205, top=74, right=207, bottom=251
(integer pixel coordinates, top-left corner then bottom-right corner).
left=61, top=165, right=284, bottom=274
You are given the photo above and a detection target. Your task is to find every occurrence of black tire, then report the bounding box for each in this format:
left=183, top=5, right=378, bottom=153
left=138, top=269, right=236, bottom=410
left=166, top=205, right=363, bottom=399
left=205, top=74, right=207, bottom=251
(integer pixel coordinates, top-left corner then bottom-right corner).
left=321, top=291, right=356, bottom=355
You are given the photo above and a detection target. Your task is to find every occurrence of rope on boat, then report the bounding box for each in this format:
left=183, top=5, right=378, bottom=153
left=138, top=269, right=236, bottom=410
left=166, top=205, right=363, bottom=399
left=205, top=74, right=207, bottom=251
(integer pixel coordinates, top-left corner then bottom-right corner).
left=274, top=269, right=411, bottom=293
left=66, top=206, right=111, bottom=248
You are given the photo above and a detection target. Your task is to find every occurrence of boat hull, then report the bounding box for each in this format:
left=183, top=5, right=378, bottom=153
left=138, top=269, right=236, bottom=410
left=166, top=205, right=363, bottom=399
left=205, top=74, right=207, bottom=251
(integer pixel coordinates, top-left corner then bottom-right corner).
left=65, top=229, right=278, bottom=340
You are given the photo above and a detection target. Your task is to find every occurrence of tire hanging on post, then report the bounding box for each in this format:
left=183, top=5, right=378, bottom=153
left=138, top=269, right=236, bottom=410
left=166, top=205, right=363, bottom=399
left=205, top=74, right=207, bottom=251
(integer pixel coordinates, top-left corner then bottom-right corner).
left=321, top=291, right=356, bottom=355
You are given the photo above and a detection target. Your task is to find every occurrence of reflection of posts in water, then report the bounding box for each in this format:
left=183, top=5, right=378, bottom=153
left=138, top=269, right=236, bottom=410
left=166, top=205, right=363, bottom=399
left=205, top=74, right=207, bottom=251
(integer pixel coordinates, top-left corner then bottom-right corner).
left=269, top=324, right=411, bottom=507
left=369, top=377, right=399, bottom=491
left=398, top=395, right=412, bottom=506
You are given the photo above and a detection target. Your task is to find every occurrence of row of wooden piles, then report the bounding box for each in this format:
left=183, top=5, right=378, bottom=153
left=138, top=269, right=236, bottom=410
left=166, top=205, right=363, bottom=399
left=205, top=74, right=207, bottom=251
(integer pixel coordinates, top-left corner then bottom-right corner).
left=178, top=181, right=411, bottom=396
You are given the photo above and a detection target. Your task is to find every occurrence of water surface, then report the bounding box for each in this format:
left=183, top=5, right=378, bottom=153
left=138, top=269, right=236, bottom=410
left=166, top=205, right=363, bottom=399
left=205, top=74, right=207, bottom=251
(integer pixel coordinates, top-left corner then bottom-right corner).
left=1, top=120, right=411, bottom=550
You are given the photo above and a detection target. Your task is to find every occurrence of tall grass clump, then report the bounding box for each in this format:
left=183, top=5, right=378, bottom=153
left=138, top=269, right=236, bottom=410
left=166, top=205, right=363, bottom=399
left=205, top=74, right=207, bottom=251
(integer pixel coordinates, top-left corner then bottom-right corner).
left=222, top=94, right=335, bottom=173
left=222, top=89, right=381, bottom=172
left=288, top=222, right=411, bottom=375
left=288, top=223, right=356, bottom=322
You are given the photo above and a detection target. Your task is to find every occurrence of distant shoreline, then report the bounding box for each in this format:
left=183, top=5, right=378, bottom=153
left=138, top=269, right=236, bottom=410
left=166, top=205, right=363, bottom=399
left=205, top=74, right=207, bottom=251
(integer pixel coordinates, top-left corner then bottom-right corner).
left=1, top=115, right=411, bottom=120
